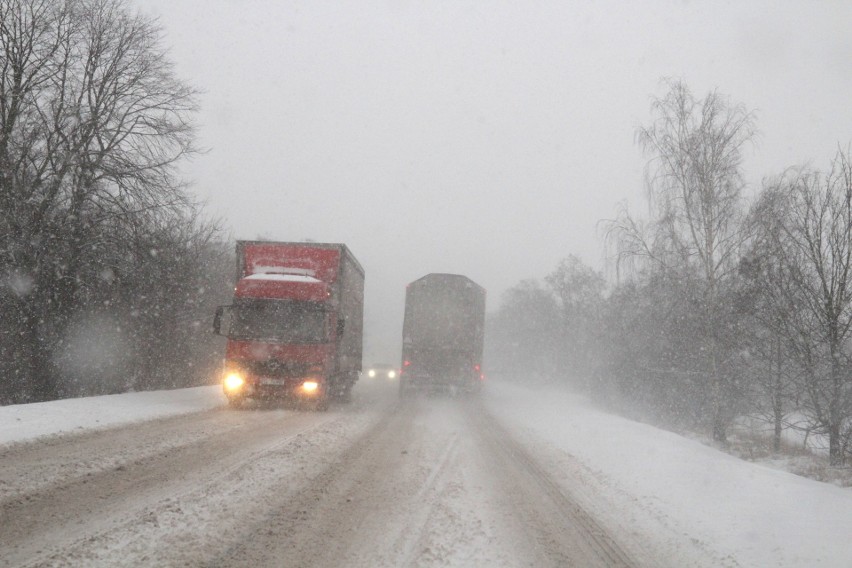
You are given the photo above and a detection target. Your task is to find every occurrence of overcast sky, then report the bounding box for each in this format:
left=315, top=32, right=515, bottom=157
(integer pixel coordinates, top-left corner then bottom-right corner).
left=137, top=0, right=852, bottom=360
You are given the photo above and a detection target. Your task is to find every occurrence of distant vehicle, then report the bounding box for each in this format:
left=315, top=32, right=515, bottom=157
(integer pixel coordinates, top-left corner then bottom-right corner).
left=366, top=363, right=398, bottom=380
left=399, top=273, right=486, bottom=396
left=213, top=241, right=364, bottom=409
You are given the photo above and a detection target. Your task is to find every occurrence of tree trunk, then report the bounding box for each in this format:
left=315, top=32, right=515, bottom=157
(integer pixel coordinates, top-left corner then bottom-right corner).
left=709, top=324, right=727, bottom=444
left=22, top=306, right=58, bottom=402
left=773, top=335, right=783, bottom=454
left=828, top=347, right=844, bottom=466
left=829, top=422, right=843, bottom=466
left=773, top=402, right=783, bottom=454
left=712, top=412, right=728, bottom=444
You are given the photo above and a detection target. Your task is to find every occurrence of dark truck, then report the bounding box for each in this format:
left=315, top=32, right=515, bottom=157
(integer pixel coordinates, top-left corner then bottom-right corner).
left=213, top=241, right=364, bottom=409
left=399, top=273, right=486, bottom=396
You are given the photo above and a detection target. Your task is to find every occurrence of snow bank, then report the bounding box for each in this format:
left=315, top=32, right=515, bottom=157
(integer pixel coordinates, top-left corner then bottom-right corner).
left=0, top=386, right=226, bottom=446
left=485, top=380, right=852, bottom=568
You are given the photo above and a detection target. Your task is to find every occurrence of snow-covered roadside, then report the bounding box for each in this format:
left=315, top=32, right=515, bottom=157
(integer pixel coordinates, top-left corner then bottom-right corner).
left=0, top=385, right=226, bottom=446
left=485, top=379, right=852, bottom=568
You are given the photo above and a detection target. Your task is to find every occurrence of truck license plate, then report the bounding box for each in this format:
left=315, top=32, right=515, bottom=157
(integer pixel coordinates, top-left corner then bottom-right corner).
left=259, top=377, right=287, bottom=386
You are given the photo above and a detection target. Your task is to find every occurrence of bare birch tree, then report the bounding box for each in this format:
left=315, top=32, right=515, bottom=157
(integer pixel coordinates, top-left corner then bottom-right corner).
left=606, top=80, right=756, bottom=441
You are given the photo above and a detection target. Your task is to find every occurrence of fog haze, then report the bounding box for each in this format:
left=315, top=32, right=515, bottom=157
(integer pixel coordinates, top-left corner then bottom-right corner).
left=137, top=0, right=852, bottom=360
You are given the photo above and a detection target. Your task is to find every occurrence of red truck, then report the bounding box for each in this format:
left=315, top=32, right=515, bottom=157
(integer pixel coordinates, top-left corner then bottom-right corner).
left=213, top=241, right=364, bottom=409
left=399, top=273, right=486, bottom=396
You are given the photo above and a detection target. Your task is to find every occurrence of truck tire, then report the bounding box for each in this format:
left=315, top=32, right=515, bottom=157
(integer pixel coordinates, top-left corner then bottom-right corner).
left=329, top=376, right=353, bottom=404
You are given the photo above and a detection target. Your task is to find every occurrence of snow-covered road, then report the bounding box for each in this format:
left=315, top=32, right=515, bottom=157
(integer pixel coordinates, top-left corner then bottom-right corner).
left=2, top=380, right=851, bottom=567
left=0, top=384, right=636, bottom=567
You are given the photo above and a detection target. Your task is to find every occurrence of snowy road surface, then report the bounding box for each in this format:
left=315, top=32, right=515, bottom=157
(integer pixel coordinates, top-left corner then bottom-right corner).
left=2, top=380, right=852, bottom=567
left=0, top=385, right=637, bottom=567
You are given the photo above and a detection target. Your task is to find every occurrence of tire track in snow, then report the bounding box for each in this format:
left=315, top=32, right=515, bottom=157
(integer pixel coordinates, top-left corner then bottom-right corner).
left=207, top=394, right=639, bottom=567
left=468, top=402, right=638, bottom=568
left=392, top=430, right=460, bottom=567
left=205, top=397, right=408, bottom=568
left=1, top=408, right=340, bottom=568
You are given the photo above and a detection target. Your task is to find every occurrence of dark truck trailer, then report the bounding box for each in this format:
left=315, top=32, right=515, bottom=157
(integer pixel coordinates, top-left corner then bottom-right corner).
left=213, top=241, right=364, bottom=409
left=399, top=273, right=486, bottom=396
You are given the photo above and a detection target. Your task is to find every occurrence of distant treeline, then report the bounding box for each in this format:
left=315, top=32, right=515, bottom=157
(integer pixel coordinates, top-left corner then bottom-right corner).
left=487, top=81, right=852, bottom=467
left=0, top=0, right=231, bottom=403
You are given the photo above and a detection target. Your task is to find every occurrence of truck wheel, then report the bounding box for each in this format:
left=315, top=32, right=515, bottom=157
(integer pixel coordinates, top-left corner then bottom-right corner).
left=330, top=383, right=353, bottom=404
left=227, top=396, right=245, bottom=409
left=306, top=390, right=330, bottom=411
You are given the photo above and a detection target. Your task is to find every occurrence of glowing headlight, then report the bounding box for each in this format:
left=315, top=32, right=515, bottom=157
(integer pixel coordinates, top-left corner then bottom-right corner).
left=368, top=369, right=376, bottom=378
left=388, top=370, right=396, bottom=379
left=224, top=373, right=245, bottom=391
left=302, top=380, right=320, bottom=393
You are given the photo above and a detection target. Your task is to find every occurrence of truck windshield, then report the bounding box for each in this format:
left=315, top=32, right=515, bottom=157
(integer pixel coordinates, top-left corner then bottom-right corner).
left=229, top=300, right=327, bottom=343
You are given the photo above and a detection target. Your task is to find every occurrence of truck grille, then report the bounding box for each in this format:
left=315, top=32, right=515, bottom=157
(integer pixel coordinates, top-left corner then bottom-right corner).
left=243, top=360, right=310, bottom=378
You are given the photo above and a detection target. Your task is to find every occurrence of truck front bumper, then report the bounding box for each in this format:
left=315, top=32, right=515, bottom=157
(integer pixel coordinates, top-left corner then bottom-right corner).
left=224, top=373, right=325, bottom=401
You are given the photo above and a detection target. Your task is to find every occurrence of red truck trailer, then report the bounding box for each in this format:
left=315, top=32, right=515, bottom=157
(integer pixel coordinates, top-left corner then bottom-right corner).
left=399, top=273, right=486, bottom=397
left=213, top=241, right=364, bottom=409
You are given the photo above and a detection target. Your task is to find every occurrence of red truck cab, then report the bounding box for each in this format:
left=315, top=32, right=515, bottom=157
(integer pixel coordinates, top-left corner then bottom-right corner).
left=214, top=242, right=364, bottom=409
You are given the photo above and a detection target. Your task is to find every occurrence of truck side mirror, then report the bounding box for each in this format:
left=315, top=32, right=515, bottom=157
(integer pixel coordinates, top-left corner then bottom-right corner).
left=213, top=306, right=231, bottom=336
left=336, top=318, right=345, bottom=338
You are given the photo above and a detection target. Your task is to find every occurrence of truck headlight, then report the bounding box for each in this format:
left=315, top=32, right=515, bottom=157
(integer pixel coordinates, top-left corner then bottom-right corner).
left=301, top=380, right=319, bottom=393
left=368, top=369, right=376, bottom=378
left=388, top=370, right=396, bottom=379
left=224, top=373, right=245, bottom=391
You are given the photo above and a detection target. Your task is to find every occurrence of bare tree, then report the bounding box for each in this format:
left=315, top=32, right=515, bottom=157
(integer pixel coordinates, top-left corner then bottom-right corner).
left=605, top=80, right=757, bottom=442
left=755, top=151, right=852, bottom=465
left=545, top=255, right=605, bottom=388
left=486, top=280, right=562, bottom=382
left=0, top=0, right=200, bottom=401
left=740, top=188, right=808, bottom=453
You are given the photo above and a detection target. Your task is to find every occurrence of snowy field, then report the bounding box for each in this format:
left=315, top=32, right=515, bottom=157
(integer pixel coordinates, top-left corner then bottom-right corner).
left=2, top=380, right=851, bottom=567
